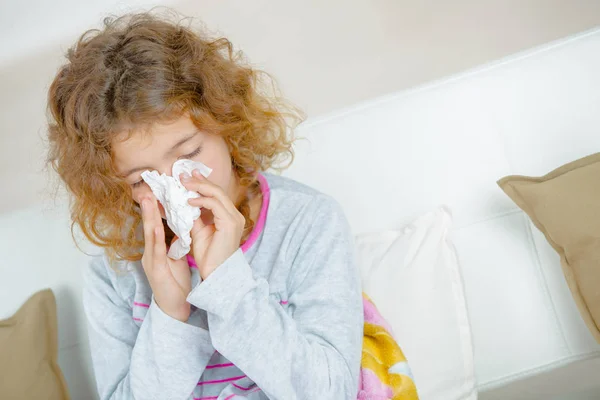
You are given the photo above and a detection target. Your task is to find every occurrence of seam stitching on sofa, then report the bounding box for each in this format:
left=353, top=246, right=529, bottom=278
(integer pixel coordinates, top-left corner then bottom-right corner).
left=523, top=215, right=571, bottom=354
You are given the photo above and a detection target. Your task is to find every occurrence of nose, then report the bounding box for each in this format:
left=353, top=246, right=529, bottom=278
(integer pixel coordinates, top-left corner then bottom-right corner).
left=156, top=162, right=175, bottom=178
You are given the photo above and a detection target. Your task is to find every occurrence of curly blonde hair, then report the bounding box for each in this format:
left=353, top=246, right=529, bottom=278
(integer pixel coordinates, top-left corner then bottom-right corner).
left=47, top=11, right=303, bottom=262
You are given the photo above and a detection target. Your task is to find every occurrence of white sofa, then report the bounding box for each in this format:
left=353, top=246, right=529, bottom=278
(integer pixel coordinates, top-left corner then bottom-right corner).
left=284, top=27, right=600, bottom=399
left=2, top=26, right=600, bottom=400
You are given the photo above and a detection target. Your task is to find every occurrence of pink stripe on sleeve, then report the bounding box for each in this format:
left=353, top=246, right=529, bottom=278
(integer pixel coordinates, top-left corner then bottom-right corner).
left=232, top=382, right=254, bottom=391
left=197, top=375, right=246, bottom=386
left=133, top=317, right=143, bottom=322
left=133, top=301, right=150, bottom=308
left=206, top=363, right=235, bottom=369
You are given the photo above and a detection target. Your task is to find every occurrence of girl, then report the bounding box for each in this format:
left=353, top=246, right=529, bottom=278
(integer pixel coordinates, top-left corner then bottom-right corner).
left=47, top=11, right=363, bottom=400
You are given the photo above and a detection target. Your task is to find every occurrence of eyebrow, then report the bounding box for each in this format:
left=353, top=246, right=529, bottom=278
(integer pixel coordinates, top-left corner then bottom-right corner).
left=122, top=131, right=199, bottom=178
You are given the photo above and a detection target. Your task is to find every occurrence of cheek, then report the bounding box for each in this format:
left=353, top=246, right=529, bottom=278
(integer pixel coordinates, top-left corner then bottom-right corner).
left=209, top=162, right=232, bottom=188
left=200, top=150, right=232, bottom=190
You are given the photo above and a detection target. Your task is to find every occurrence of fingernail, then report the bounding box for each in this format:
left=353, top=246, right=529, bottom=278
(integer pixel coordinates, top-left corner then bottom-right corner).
left=181, top=173, right=191, bottom=182
left=192, top=169, right=203, bottom=178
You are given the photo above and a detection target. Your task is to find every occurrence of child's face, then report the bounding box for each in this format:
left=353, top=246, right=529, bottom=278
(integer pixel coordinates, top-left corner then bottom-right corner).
left=112, top=114, right=236, bottom=218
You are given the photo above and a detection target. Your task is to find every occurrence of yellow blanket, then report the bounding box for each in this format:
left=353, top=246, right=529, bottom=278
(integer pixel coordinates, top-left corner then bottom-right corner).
left=359, top=294, right=419, bottom=400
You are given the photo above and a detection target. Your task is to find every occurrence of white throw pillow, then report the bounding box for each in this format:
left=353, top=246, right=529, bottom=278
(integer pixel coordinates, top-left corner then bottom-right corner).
left=355, top=206, right=477, bottom=400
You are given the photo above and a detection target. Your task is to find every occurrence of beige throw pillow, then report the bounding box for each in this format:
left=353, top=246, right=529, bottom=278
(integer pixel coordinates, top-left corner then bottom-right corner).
left=0, top=289, right=71, bottom=399
left=498, top=153, right=600, bottom=343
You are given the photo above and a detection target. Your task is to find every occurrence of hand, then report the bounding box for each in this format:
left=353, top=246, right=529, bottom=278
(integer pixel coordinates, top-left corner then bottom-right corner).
left=141, top=196, right=192, bottom=322
left=182, top=170, right=245, bottom=280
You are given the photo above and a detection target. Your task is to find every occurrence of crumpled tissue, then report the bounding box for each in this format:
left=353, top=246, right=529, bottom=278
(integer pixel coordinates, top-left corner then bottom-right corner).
left=141, top=159, right=212, bottom=260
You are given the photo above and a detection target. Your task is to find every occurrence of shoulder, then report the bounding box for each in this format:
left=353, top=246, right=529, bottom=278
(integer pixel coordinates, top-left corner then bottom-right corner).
left=262, top=176, right=357, bottom=292
left=85, top=252, right=129, bottom=280
left=262, top=172, right=347, bottom=220
left=262, top=172, right=322, bottom=199
left=262, top=173, right=351, bottom=251
left=84, top=252, right=138, bottom=300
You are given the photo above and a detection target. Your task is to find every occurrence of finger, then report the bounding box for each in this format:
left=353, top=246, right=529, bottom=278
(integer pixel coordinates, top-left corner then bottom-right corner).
left=149, top=196, right=172, bottom=267
left=189, top=213, right=212, bottom=250
left=141, top=199, right=155, bottom=260
left=188, top=196, right=229, bottom=217
left=153, top=225, right=168, bottom=261
left=189, top=218, right=213, bottom=266
left=181, top=173, right=238, bottom=215
left=150, top=196, right=163, bottom=227
left=190, top=215, right=212, bottom=240
left=151, top=226, right=178, bottom=283
left=188, top=196, right=243, bottom=231
left=169, top=257, right=192, bottom=293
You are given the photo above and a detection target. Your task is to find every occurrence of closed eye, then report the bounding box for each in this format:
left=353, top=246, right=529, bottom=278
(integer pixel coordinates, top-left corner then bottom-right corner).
left=182, top=145, right=202, bottom=159
left=130, top=146, right=202, bottom=188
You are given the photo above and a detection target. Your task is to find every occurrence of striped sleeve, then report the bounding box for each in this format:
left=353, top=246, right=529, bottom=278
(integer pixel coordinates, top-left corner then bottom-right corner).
left=83, top=255, right=215, bottom=400
left=187, top=196, right=363, bottom=399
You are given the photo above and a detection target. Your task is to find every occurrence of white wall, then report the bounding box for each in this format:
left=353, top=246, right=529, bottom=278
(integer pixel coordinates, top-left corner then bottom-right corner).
left=2, top=1, right=600, bottom=214
left=1, top=2, right=600, bottom=399
left=171, top=0, right=600, bottom=116
left=5, top=1, right=600, bottom=109
left=284, top=28, right=600, bottom=398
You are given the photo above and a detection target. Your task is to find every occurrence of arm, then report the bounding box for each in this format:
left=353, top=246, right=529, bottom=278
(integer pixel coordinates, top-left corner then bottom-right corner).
left=83, top=255, right=215, bottom=400
left=187, top=196, right=364, bottom=399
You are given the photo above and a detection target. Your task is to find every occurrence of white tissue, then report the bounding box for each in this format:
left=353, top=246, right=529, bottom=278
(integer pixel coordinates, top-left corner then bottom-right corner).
left=141, top=159, right=213, bottom=260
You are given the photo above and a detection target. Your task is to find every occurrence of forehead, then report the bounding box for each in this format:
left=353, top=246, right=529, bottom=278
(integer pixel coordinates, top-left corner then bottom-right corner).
left=114, top=115, right=196, bottom=146
left=111, top=116, right=198, bottom=170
